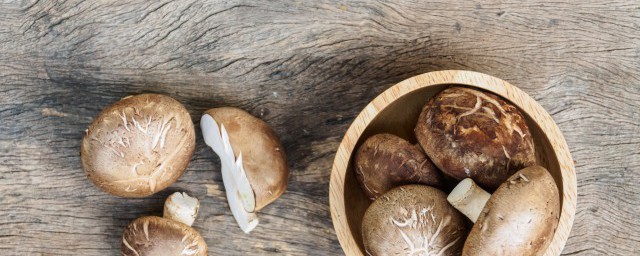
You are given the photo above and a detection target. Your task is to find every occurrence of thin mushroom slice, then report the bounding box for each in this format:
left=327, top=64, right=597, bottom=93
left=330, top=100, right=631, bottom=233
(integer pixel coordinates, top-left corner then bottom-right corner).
left=201, top=114, right=259, bottom=233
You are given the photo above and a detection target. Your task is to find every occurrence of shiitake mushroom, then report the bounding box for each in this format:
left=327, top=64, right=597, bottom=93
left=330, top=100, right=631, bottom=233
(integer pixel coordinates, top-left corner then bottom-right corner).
left=201, top=107, right=289, bottom=233
left=362, top=185, right=468, bottom=256
left=448, top=166, right=560, bottom=256
left=81, top=94, right=195, bottom=197
left=415, top=86, right=536, bottom=191
left=354, top=133, right=442, bottom=200
left=121, top=192, right=207, bottom=256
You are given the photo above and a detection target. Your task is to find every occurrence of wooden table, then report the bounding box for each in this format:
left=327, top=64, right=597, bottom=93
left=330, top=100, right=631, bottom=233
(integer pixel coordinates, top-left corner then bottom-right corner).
left=1, top=1, right=638, bottom=255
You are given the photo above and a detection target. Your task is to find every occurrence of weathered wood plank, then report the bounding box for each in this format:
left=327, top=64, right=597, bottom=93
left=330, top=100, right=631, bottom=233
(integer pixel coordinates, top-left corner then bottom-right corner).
left=1, top=0, right=639, bottom=255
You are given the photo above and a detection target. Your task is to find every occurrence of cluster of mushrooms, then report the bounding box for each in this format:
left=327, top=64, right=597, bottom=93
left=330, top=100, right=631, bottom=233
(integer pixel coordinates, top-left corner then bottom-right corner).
left=355, top=87, right=560, bottom=256
left=80, top=94, right=289, bottom=255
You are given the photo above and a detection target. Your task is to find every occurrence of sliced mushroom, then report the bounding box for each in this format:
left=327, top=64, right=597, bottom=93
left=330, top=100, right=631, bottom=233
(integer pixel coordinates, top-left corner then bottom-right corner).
left=354, top=133, right=442, bottom=200
left=200, top=107, right=289, bottom=233
left=81, top=94, right=196, bottom=197
left=362, top=185, right=468, bottom=256
left=447, top=166, right=560, bottom=256
left=121, top=192, right=207, bottom=256
left=415, top=86, right=535, bottom=191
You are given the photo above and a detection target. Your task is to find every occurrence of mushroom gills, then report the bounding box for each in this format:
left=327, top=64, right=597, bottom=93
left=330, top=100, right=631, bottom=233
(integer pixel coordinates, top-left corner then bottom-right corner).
left=201, top=114, right=259, bottom=234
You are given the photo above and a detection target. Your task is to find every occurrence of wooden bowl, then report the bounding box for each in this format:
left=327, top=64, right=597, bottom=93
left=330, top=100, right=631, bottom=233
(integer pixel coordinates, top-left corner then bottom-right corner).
left=329, top=70, right=576, bottom=255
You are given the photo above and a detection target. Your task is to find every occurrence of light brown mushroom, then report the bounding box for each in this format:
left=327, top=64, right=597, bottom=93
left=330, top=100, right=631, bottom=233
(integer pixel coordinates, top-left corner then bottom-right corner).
left=121, top=192, right=207, bottom=256
left=81, top=94, right=195, bottom=197
left=362, top=185, right=468, bottom=256
left=200, top=107, right=289, bottom=233
left=415, top=86, right=535, bottom=191
left=447, top=166, right=560, bottom=256
left=354, top=133, right=442, bottom=200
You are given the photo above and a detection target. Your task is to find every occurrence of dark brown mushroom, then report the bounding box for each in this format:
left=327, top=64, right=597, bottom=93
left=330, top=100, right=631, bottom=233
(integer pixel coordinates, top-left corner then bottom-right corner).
left=415, top=86, right=535, bottom=191
left=354, top=133, right=442, bottom=200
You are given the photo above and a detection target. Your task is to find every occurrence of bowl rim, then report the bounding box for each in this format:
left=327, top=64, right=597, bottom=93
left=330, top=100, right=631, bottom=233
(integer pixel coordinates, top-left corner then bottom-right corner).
left=329, top=70, right=576, bottom=256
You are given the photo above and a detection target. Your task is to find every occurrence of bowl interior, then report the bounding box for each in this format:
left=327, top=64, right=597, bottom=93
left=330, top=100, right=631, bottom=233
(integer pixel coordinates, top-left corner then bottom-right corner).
left=343, top=84, right=563, bottom=253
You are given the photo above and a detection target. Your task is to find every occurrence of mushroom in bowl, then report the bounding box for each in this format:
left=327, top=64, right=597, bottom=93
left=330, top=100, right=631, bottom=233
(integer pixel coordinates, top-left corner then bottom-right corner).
left=361, top=185, right=468, bottom=256
left=415, top=86, right=536, bottom=191
left=447, top=166, right=560, bottom=255
left=329, top=70, right=576, bottom=256
left=354, top=133, right=442, bottom=200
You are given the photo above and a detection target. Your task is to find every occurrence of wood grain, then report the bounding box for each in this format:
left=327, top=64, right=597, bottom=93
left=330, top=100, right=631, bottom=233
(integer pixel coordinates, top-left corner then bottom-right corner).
left=0, top=0, right=639, bottom=255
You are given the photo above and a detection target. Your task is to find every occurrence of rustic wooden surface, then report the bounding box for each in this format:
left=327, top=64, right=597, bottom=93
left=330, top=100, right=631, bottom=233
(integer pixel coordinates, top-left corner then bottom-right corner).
left=0, top=0, right=638, bottom=255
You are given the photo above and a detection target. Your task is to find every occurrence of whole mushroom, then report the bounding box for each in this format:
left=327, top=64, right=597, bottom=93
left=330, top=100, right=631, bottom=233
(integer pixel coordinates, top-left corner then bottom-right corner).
left=354, top=133, right=442, bottom=200
left=200, top=107, right=289, bottom=233
left=415, top=86, right=535, bottom=191
left=362, top=185, right=468, bottom=256
left=121, top=192, right=207, bottom=256
left=81, top=94, right=196, bottom=197
left=447, top=166, right=560, bottom=256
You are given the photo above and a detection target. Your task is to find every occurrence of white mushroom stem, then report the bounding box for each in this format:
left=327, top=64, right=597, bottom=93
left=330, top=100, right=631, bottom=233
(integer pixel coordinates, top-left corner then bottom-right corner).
left=201, top=114, right=259, bottom=234
left=447, top=178, right=491, bottom=223
left=164, top=192, right=200, bottom=226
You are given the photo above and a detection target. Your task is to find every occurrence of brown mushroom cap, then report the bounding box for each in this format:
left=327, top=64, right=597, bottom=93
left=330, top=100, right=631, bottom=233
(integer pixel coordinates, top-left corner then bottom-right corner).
left=354, top=133, right=442, bottom=200
left=121, top=216, right=207, bottom=256
left=81, top=94, right=195, bottom=197
left=362, top=185, right=468, bottom=256
left=463, top=166, right=559, bottom=256
left=204, top=107, right=289, bottom=211
left=415, top=86, right=535, bottom=191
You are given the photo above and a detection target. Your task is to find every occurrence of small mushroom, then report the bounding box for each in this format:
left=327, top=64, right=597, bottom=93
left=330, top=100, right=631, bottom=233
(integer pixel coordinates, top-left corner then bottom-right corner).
left=121, top=192, right=207, bottom=256
left=415, top=86, right=535, bottom=191
left=354, top=133, right=442, bottom=200
left=200, top=107, right=289, bottom=233
left=362, top=185, right=468, bottom=256
left=81, top=94, right=196, bottom=197
left=447, top=166, right=560, bottom=256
